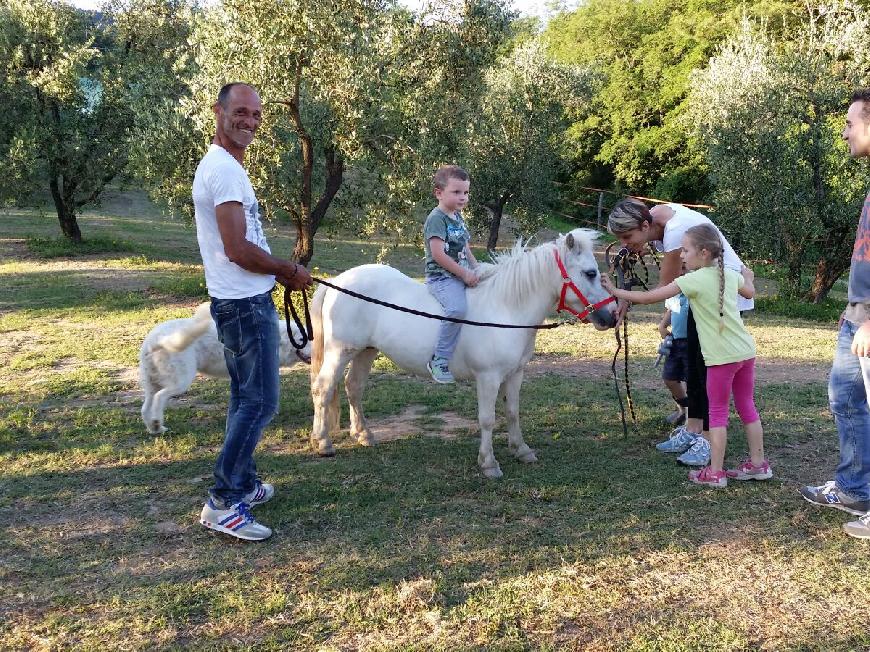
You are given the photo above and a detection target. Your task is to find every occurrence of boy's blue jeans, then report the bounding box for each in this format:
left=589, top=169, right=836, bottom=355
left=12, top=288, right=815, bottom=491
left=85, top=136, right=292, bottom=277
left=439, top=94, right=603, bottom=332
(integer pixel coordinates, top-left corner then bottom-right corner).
left=209, top=291, right=280, bottom=507
left=830, top=319, right=870, bottom=501
left=426, top=274, right=467, bottom=360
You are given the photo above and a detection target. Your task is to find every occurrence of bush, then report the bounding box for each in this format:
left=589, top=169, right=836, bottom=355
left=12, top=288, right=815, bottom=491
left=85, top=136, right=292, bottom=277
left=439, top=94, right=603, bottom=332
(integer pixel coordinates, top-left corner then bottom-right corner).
left=753, top=295, right=841, bottom=322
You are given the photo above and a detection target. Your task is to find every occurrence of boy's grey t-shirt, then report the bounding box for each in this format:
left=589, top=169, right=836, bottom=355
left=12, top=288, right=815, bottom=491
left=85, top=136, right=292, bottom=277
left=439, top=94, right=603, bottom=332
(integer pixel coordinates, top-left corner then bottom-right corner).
left=423, top=208, right=471, bottom=278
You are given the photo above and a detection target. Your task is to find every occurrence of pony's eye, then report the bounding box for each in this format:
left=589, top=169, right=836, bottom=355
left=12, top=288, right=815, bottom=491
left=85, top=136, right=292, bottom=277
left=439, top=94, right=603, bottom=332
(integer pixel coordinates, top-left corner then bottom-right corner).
left=584, top=269, right=598, bottom=281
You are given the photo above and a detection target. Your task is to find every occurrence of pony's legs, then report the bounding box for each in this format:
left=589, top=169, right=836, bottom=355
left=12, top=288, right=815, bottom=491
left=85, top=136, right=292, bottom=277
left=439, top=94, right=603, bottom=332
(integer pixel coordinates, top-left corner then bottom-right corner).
left=503, top=370, right=537, bottom=463
left=311, top=347, right=355, bottom=457
left=476, top=373, right=503, bottom=479
left=345, top=347, right=379, bottom=447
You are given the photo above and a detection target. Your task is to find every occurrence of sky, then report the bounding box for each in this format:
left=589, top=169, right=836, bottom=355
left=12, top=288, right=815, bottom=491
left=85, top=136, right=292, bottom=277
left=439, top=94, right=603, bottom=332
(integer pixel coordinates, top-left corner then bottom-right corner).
left=64, top=0, right=567, bottom=21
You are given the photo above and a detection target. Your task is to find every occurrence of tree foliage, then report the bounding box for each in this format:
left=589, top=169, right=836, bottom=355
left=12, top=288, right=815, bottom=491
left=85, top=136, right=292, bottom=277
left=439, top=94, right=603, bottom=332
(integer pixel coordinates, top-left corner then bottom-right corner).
left=0, top=0, right=188, bottom=242
left=543, top=0, right=800, bottom=201
left=466, top=41, right=596, bottom=250
left=133, top=0, right=513, bottom=265
left=689, top=2, right=870, bottom=301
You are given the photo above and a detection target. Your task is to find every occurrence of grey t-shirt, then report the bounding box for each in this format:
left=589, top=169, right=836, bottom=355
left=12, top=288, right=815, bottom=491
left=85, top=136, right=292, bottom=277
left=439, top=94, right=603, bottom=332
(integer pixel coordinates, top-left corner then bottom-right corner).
left=844, top=192, right=870, bottom=325
left=423, top=208, right=471, bottom=278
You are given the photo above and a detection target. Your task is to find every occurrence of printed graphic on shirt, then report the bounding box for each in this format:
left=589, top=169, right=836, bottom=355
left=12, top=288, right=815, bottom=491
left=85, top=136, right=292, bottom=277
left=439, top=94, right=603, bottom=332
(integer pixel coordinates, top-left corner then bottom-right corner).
left=852, top=197, right=870, bottom=263
left=445, top=219, right=469, bottom=263
left=246, top=200, right=268, bottom=250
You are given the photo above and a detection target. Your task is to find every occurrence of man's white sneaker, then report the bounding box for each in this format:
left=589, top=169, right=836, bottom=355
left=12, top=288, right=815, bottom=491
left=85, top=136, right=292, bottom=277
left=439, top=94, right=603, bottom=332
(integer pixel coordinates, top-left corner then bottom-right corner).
left=244, top=480, right=274, bottom=506
left=200, top=500, right=272, bottom=541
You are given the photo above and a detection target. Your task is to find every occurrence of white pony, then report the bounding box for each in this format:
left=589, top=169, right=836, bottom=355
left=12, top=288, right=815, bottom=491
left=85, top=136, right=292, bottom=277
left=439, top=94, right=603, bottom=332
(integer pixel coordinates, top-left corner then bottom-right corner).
left=309, top=228, right=617, bottom=478
left=139, top=303, right=311, bottom=435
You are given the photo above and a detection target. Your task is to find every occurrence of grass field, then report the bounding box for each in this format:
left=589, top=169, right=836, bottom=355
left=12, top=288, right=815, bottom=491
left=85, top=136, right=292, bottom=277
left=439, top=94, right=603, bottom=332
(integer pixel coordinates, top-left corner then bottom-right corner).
left=2, top=194, right=869, bottom=651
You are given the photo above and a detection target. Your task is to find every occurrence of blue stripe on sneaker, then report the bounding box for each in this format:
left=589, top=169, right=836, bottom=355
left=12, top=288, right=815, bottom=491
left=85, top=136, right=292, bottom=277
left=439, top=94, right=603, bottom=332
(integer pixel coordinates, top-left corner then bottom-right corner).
left=219, top=512, right=239, bottom=526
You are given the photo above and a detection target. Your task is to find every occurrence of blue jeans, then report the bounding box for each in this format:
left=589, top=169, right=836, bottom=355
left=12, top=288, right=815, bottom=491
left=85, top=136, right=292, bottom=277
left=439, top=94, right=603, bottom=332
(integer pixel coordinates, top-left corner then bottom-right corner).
left=426, top=274, right=467, bottom=360
left=830, top=319, right=870, bottom=501
left=209, top=290, right=280, bottom=507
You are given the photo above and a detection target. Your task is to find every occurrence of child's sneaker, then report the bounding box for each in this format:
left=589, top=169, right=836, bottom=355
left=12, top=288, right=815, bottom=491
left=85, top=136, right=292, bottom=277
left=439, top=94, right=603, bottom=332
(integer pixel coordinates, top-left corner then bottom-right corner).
left=726, top=459, right=772, bottom=481
left=799, top=481, right=870, bottom=516
left=677, top=436, right=710, bottom=466
left=244, top=479, right=274, bottom=506
left=655, top=426, right=697, bottom=453
left=688, top=466, right=727, bottom=488
left=427, top=356, right=455, bottom=384
left=843, top=512, right=870, bottom=539
left=200, top=500, right=272, bottom=541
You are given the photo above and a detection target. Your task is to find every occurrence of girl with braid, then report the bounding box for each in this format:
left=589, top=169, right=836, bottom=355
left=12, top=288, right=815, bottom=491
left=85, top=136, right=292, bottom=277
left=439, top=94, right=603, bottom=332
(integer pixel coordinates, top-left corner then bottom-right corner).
left=602, top=224, right=769, bottom=488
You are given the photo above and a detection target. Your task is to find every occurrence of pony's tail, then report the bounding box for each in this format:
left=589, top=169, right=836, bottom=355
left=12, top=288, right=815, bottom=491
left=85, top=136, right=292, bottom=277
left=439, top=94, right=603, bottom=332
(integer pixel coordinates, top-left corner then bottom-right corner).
left=158, top=303, right=213, bottom=352
left=309, top=284, right=327, bottom=385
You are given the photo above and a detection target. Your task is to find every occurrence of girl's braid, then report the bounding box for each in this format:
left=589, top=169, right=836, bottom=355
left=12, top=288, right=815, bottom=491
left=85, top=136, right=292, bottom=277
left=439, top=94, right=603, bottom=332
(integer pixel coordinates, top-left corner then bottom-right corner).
left=717, top=251, right=725, bottom=333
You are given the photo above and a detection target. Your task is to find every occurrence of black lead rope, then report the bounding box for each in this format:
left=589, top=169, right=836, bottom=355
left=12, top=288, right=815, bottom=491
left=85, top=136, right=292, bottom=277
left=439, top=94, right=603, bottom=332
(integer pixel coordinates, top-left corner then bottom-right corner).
left=605, top=243, right=655, bottom=438
left=281, top=276, right=571, bottom=353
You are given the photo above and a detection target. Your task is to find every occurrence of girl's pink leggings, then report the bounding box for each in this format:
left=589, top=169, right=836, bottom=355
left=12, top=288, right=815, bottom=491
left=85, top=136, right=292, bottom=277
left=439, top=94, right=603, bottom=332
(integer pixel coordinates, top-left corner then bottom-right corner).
left=706, top=357, right=759, bottom=428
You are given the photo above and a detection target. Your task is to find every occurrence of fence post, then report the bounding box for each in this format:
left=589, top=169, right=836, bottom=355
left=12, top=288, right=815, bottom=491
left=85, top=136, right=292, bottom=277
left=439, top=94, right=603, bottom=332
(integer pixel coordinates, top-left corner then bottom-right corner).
left=597, top=191, right=604, bottom=229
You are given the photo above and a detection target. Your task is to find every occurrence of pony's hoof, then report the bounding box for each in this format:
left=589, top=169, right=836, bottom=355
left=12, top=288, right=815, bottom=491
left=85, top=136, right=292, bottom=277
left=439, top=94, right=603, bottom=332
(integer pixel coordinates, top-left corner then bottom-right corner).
left=147, top=424, right=167, bottom=435
left=356, top=433, right=376, bottom=447
left=318, top=447, right=336, bottom=458
left=482, top=465, right=503, bottom=479
left=518, top=450, right=538, bottom=463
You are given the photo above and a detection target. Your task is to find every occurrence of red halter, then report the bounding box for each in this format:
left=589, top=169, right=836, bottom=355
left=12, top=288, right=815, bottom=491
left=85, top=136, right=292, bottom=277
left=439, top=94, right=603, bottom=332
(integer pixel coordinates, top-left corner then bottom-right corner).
left=553, top=249, right=615, bottom=322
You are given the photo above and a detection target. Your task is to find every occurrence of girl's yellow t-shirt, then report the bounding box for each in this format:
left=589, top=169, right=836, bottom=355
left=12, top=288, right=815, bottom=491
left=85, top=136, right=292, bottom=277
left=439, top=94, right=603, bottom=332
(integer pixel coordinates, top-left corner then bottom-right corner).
left=675, top=266, right=755, bottom=365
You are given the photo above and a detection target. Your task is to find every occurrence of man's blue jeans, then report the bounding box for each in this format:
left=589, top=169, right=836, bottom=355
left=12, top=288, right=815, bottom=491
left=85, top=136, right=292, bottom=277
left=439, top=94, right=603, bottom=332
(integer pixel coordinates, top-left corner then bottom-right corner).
left=830, top=319, right=870, bottom=501
left=209, top=290, right=280, bottom=507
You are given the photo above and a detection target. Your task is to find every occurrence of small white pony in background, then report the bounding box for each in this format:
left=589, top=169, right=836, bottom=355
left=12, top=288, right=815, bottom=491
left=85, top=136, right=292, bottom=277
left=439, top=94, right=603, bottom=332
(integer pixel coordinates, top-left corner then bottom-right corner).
left=139, top=303, right=310, bottom=435
left=309, top=228, right=617, bottom=478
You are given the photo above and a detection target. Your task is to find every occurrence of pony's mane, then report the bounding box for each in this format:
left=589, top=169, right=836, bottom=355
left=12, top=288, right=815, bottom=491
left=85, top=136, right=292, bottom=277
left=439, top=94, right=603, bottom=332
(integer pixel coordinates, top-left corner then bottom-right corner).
left=476, top=229, right=597, bottom=304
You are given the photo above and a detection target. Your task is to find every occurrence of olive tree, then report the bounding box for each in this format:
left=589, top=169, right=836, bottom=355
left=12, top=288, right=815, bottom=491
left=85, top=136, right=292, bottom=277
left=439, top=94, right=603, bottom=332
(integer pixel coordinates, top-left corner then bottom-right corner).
left=0, top=0, right=189, bottom=242
left=137, top=0, right=512, bottom=265
left=690, top=3, right=870, bottom=301
left=467, top=41, right=597, bottom=251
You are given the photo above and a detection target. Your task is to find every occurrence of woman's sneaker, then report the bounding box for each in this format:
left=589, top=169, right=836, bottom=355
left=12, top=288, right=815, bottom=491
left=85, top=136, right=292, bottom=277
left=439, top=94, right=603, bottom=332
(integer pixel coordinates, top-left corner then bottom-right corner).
left=656, top=426, right=697, bottom=453
left=843, top=513, right=870, bottom=539
left=677, top=436, right=711, bottom=466
left=427, top=356, right=455, bottom=384
left=688, top=466, right=727, bottom=488
left=200, top=500, right=272, bottom=541
left=726, top=459, right=773, bottom=481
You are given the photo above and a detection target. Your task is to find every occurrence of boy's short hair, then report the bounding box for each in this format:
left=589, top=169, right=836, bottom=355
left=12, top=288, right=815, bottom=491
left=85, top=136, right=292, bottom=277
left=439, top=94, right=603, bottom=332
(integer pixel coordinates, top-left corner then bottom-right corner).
left=851, top=88, right=870, bottom=122
left=434, top=165, right=470, bottom=189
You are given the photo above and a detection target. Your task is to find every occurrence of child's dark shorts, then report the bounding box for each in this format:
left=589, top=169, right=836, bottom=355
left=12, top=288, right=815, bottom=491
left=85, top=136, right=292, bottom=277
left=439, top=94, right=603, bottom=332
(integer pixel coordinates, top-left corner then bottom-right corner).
left=662, top=337, right=689, bottom=382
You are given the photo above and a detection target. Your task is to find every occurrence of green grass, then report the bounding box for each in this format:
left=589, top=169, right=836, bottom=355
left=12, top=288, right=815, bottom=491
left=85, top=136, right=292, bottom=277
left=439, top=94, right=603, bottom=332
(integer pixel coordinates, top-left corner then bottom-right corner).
left=2, top=195, right=868, bottom=651
left=26, top=235, right=136, bottom=258
left=754, top=294, right=843, bottom=322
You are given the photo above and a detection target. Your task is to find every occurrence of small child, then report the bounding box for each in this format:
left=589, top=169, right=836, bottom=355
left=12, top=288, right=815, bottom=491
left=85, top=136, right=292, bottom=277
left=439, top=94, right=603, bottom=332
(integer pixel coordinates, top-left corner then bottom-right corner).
left=423, top=165, right=479, bottom=384
left=602, top=223, right=770, bottom=488
left=659, top=293, right=689, bottom=427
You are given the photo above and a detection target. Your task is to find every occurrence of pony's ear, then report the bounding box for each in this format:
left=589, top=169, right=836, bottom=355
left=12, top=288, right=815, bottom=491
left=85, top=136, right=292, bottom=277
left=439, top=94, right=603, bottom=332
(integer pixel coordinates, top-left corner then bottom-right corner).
left=566, top=233, right=575, bottom=251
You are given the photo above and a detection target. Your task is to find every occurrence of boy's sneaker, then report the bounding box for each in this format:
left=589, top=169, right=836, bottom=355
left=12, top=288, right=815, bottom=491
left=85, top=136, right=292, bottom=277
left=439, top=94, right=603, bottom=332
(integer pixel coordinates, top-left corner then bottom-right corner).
left=688, top=466, right=727, bottom=488
left=726, top=459, right=773, bottom=481
left=665, top=409, right=687, bottom=426
left=200, top=500, right=272, bottom=541
left=843, top=513, right=870, bottom=539
left=677, top=436, right=711, bottom=466
left=656, top=426, right=697, bottom=453
left=427, top=356, right=455, bottom=384
left=244, top=480, right=274, bottom=506
left=799, top=481, right=870, bottom=516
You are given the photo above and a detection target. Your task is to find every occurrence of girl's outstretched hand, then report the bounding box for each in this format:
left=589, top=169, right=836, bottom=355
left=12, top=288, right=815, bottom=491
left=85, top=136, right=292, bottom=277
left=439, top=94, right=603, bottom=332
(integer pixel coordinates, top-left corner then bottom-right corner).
left=600, top=273, right=616, bottom=294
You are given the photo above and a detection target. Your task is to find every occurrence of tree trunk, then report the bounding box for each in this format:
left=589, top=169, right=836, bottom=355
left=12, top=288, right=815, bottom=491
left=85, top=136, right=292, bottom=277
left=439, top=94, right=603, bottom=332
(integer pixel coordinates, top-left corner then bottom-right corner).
left=49, top=175, right=82, bottom=243
left=486, top=192, right=510, bottom=252
left=806, top=256, right=848, bottom=303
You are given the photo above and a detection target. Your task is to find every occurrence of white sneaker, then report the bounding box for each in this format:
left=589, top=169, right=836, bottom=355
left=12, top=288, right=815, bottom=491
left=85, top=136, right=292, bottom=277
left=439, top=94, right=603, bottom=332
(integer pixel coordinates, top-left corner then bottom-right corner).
left=200, top=500, right=272, bottom=541
left=244, top=480, right=274, bottom=506
left=677, top=436, right=711, bottom=466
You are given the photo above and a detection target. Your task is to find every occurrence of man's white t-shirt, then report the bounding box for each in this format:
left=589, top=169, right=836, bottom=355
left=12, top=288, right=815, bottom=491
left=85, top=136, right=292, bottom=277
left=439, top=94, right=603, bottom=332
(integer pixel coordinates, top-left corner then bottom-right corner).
left=192, top=145, right=275, bottom=299
left=656, top=203, right=754, bottom=311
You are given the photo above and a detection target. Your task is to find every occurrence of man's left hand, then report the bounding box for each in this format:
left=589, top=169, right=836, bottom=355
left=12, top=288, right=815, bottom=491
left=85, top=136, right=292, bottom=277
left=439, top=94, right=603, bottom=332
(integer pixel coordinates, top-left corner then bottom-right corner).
left=852, top=321, right=870, bottom=357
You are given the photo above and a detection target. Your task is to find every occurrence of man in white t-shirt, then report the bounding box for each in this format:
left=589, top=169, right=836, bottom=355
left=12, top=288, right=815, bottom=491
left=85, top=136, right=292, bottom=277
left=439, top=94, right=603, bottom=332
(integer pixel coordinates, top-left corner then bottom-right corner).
left=194, top=82, right=312, bottom=542
left=607, top=198, right=753, bottom=467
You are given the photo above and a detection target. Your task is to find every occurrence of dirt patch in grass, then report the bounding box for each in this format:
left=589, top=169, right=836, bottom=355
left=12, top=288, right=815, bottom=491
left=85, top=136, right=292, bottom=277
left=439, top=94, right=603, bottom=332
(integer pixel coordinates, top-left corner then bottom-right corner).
left=369, top=405, right=477, bottom=442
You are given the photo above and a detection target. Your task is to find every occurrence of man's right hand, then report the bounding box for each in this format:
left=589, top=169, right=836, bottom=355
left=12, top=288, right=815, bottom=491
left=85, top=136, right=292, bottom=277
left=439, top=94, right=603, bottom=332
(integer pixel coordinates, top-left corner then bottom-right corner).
left=278, top=262, right=312, bottom=290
